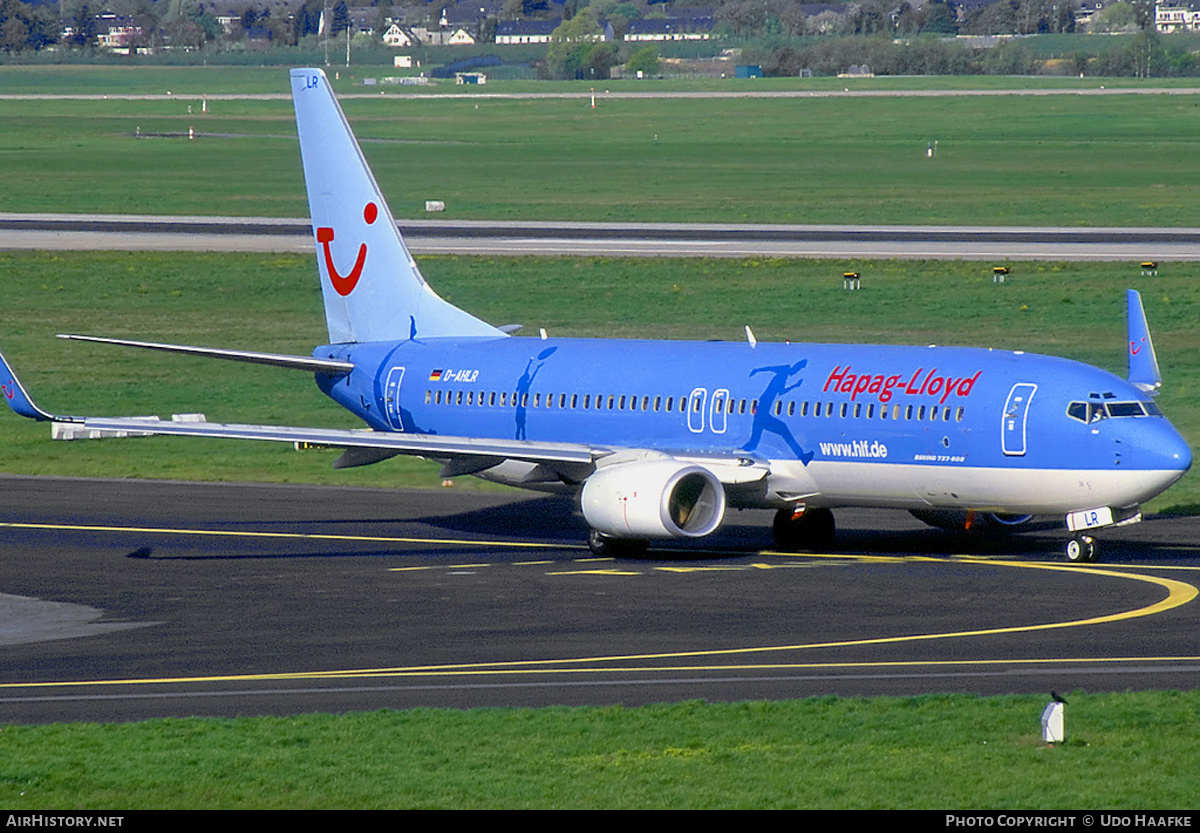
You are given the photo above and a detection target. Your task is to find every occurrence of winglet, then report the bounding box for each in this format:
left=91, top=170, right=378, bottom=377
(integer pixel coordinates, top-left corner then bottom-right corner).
left=0, top=349, right=56, bottom=421
left=1127, top=289, right=1162, bottom=395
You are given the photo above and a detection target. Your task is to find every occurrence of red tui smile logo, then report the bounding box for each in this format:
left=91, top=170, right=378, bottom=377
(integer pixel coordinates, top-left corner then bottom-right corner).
left=317, top=202, right=378, bottom=297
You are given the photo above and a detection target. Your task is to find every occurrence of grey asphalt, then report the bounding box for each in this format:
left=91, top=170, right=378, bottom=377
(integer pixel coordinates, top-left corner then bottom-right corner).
left=2, top=213, right=1199, bottom=260
left=1, top=475, right=1198, bottom=724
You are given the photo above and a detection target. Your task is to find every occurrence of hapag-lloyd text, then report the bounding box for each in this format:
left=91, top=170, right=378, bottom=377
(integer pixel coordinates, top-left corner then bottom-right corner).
left=823, top=366, right=982, bottom=404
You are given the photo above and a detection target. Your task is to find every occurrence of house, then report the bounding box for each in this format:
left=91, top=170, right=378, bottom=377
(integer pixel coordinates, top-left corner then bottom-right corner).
left=623, top=15, right=714, bottom=41
left=495, top=19, right=560, bottom=43
left=94, top=16, right=142, bottom=50
left=443, top=27, right=477, bottom=45
left=382, top=22, right=420, bottom=47
left=1074, top=1, right=1109, bottom=28
left=1156, top=2, right=1200, bottom=32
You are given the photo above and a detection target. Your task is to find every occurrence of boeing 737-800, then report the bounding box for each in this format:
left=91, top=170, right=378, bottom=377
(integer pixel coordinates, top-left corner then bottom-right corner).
left=0, top=68, right=1191, bottom=562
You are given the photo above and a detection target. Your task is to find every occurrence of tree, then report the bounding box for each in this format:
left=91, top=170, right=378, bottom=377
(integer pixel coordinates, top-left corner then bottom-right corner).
left=331, top=0, right=350, bottom=35
left=625, top=44, right=659, bottom=75
left=546, top=10, right=603, bottom=78
left=1130, top=0, right=1155, bottom=30
left=1090, top=2, right=1137, bottom=33
left=920, top=1, right=957, bottom=35
left=0, top=14, right=29, bottom=52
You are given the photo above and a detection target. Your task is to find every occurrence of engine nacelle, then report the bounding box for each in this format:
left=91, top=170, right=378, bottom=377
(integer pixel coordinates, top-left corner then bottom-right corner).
left=581, top=460, right=726, bottom=539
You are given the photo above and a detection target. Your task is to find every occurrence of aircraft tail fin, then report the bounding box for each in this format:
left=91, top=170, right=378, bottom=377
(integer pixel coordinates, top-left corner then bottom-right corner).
left=1127, top=289, right=1162, bottom=394
left=290, top=68, right=503, bottom=344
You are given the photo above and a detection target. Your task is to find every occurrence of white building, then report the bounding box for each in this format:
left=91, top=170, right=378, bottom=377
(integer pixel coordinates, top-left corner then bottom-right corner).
left=382, top=22, right=419, bottom=47
left=1156, top=2, right=1200, bottom=32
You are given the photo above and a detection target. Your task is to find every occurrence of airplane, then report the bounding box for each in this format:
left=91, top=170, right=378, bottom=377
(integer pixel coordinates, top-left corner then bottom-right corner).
left=0, top=67, right=1191, bottom=563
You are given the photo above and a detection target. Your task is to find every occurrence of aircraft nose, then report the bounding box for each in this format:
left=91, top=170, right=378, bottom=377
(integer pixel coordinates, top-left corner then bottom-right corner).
left=1131, top=417, right=1192, bottom=496
left=1164, top=422, right=1193, bottom=473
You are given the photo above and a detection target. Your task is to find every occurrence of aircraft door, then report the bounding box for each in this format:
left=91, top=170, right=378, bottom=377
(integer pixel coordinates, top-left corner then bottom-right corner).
left=1001, top=383, right=1036, bottom=456
left=384, top=366, right=406, bottom=431
left=688, top=387, right=707, bottom=434
left=710, top=389, right=729, bottom=434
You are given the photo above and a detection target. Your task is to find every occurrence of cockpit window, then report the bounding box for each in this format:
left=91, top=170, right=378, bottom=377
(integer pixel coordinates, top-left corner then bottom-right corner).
left=1106, top=402, right=1146, bottom=418
left=1066, top=400, right=1156, bottom=423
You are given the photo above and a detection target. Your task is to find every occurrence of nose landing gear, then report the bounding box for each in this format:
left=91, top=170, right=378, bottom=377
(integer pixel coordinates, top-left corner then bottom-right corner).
left=1066, top=534, right=1097, bottom=563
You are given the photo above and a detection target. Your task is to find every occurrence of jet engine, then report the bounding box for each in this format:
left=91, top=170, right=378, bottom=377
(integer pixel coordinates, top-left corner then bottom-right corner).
left=581, top=460, right=726, bottom=539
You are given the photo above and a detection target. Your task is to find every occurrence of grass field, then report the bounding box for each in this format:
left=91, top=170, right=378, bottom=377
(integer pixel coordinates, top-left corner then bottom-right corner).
left=7, top=63, right=1200, bottom=95
left=2, top=67, right=1198, bottom=810
left=2, top=251, right=1198, bottom=510
left=2, top=79, right=1200, bottom=225
left=2, top=693, right=1198, bottom=809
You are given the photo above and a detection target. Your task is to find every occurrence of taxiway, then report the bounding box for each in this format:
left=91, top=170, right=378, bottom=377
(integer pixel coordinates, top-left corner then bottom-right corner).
left=1, top=476, right=1198, bottom=724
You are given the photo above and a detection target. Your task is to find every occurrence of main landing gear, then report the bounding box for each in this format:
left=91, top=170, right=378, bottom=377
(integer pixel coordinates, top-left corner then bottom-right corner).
left=587, top=529, right=648, bottom=557
left=1065, top=534, right=1097, bottom=563
left=771, top=506, right=836, bottom=552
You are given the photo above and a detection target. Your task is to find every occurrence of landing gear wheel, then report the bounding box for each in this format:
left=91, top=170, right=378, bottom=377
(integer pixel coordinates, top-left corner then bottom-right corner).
left=1066, top=535, right=1097, bottom=563
left=772, top=507, right=836, bottom=552
left=587, top=529, right=648, bottom=557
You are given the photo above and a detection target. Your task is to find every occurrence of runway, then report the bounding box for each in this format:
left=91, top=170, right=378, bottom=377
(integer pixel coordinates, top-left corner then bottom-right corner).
left=2, top=213, right=1199, bottom=260
left=1, top=476, right=1198, bottom=724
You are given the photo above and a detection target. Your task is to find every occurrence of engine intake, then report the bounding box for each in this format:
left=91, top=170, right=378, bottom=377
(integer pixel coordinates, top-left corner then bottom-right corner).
left=581, top=460, right=726, bottom=539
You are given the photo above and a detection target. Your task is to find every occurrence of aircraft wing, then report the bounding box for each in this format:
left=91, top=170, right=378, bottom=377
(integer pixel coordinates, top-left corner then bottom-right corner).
left=54, top=414, right=599, bottom=466
left=48, top=415, right=774, bottom=486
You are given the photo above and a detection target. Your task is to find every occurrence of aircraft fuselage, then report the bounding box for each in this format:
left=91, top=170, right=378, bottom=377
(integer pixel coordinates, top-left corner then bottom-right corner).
left=314, top=337, right=1190, bottom=516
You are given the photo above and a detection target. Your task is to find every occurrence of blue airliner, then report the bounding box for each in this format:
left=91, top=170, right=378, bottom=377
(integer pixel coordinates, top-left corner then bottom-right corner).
left=0, top=68, right=1191, bottom=562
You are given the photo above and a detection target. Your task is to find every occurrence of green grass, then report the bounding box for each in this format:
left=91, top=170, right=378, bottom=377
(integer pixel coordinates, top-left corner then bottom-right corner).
left=2, top=67, right=1198, bottom=808
left=3, top=89, right=1200, bottom=224
left=2, top=693, right=1197, bottom=809
left=7, top=58, right=1200, bottom=95
left=2, top=251, right=1198, bottom=509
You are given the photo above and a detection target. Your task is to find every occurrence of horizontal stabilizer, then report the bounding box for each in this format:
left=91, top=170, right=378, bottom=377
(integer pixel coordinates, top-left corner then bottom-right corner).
left=58, top=335, right=354, bottom=375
